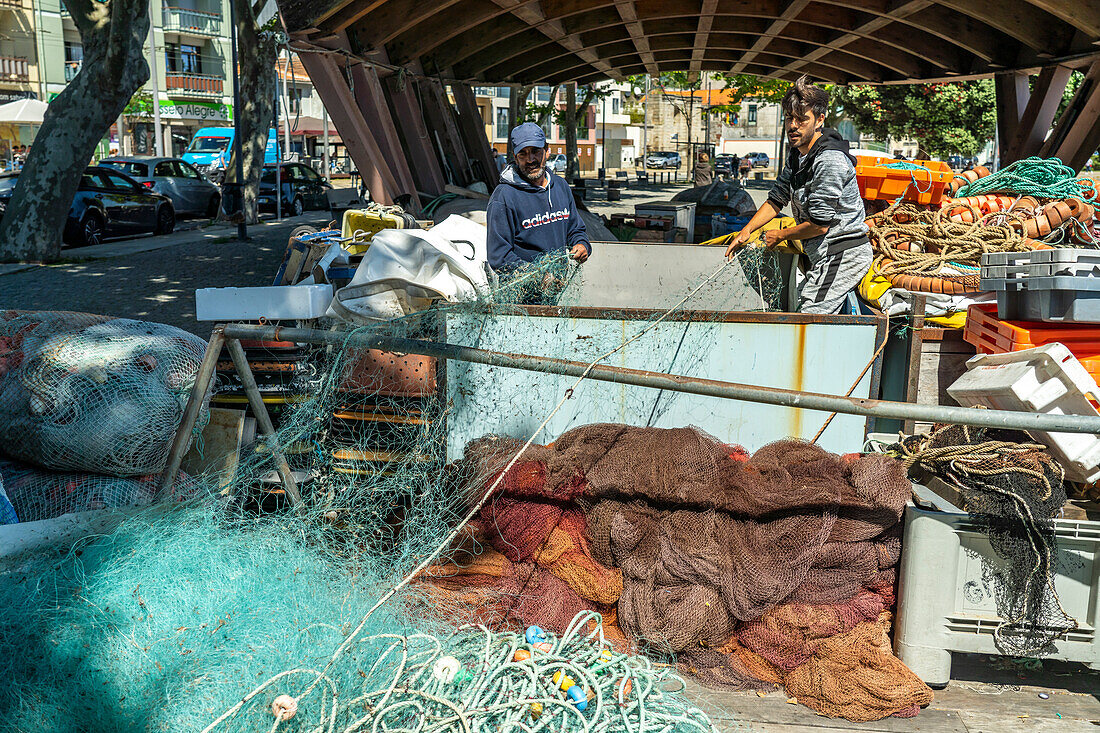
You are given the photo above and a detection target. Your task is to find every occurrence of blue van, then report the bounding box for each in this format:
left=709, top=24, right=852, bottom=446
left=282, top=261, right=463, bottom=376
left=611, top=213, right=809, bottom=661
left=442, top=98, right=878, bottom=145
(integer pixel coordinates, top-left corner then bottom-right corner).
left=182, top=127, right=277, bottom=182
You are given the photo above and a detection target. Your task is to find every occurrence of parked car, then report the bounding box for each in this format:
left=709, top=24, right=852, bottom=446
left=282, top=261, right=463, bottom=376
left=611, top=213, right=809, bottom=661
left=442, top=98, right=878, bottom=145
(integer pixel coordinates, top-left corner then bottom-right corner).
left=744, top=152, right=771, bottom=168
left=714, top=154, right=736, bottom=176
left=182, top=126, right=277, bottom=183
left=100, top=156, right=221, bottom=218
left=547, top=153, right=567, bottom=173
left=0, top=166, right=174, bottom=247
left=257, top=162, right=332, bottom=217
left=645, top=151, right=682, bottom=169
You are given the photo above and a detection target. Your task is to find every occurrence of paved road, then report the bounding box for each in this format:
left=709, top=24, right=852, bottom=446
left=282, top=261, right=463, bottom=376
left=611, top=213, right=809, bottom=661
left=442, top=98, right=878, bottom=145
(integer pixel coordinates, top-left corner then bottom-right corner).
left=0, top=216, right=329, bottom=337
left=0, top=179, right=773, bottom=339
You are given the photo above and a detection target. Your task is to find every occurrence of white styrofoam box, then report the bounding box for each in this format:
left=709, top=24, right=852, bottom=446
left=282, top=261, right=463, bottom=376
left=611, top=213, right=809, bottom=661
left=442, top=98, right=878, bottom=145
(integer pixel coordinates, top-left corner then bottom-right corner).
left=195, top=284, right=334, bottom=322
left=947, top=344, right=1100, bottom=483
left=895, top=503, right=1100, bottom=686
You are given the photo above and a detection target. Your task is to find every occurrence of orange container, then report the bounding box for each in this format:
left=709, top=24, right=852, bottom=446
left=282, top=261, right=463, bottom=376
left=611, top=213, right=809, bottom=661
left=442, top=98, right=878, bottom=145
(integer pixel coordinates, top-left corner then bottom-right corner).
left=855, top=157, right=954, bottom=206
left=963, top=302, right=1100, bottom=380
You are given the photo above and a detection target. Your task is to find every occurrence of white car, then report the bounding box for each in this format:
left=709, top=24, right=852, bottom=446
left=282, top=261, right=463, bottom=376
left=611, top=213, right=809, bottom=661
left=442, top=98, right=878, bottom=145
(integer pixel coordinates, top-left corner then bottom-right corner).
left=548, top=153, right=567, bottom=172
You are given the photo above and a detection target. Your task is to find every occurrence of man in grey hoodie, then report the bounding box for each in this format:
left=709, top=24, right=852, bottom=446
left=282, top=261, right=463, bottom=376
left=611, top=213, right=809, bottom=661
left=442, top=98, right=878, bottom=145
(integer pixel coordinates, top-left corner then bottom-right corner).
left=486, top=122, right=591, bottom=273
left=724, top=76, right=871, bottom=315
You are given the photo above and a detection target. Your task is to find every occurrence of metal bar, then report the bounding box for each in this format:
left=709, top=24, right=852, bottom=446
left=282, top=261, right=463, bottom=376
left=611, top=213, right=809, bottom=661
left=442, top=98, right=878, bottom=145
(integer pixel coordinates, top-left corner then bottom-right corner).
left=220, top=323, right=1100, bottom=435
left=224, top=338, right=303, bottom=507
left=159, top=327, right=225, bottom=493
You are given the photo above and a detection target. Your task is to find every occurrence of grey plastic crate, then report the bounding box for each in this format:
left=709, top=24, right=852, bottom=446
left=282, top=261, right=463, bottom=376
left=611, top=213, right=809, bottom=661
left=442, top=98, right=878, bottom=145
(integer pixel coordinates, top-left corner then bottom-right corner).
left=1017, top=275, right=1100, bottom=323
left=894, top=504, right=1100, bottom=686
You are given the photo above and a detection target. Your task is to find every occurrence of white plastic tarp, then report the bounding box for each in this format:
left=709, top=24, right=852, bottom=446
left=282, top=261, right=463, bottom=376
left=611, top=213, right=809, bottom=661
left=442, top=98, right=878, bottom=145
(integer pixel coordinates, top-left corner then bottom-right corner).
left=327, top=214, right=489, bottom=323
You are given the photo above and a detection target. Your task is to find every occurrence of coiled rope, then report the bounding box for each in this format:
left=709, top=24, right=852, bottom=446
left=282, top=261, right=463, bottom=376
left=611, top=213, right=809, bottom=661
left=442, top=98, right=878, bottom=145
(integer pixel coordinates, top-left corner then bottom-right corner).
left=205, top=612, right=716, bottom=732
left=955, top=157, right=1098, bottom=203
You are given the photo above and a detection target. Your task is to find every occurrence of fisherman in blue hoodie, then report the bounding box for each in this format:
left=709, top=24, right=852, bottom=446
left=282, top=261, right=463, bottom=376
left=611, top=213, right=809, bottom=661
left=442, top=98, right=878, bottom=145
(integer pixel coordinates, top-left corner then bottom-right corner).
left=486, top=122, right=591, bottom=273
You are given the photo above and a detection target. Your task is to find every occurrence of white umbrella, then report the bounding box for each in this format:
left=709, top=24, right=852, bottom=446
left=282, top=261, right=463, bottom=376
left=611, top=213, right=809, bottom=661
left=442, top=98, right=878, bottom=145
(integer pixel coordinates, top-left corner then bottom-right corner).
left=0, top=99, right=47, bottom=124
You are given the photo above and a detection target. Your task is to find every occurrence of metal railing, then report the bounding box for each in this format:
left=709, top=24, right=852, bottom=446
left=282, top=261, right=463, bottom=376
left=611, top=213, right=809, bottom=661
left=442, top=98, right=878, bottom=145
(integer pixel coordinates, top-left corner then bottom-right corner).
left=162, top=5, right=221, bottom=36
left=165, top=72, right=223, bottom=95
left=64, top=60, right=81, bottom=82
left=0, top=56, right=28, bottom=82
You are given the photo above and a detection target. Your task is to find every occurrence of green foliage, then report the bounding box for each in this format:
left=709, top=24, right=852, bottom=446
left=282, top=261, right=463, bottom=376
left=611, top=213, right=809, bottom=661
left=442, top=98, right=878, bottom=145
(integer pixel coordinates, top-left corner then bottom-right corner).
left=714, top=74, right=790, bottom=108
left=832, top=81, right=995, bottom=157
left=123, top=89, right=155, bottom=120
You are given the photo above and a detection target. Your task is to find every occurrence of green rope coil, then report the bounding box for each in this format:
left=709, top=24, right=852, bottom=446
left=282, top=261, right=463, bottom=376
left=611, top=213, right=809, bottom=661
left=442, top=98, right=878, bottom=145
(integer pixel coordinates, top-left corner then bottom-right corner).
left=955, top=156, right=1097, bottom=203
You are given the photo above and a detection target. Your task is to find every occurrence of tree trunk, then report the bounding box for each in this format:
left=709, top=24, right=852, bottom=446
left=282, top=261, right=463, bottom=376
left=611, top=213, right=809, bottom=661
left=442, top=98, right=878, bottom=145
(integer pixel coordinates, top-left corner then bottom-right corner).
left=565, top=83, right=578, bottom=179
left=0, top=0, right=150, bottom=262
left=536, top=84, right=560, bottom=127
left=222, top=0, right=276, bottom=224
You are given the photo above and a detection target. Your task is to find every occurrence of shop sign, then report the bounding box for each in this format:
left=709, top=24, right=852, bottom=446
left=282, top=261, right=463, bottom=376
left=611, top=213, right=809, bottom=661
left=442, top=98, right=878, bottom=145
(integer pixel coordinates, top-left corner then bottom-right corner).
left=159, top=100, right=232, bottom=122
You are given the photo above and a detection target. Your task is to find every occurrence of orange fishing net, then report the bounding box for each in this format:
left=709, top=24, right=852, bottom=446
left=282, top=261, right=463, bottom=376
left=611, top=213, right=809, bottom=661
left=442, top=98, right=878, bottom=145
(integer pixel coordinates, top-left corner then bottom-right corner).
left=423, top=426, right=931, bottom=721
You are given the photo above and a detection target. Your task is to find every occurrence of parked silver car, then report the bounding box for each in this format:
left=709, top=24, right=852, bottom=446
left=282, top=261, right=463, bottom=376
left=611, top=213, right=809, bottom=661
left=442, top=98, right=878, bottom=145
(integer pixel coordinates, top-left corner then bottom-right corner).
left=548, top=153, right=567, bottom=172
left=100, top=156, right=221, bottom=218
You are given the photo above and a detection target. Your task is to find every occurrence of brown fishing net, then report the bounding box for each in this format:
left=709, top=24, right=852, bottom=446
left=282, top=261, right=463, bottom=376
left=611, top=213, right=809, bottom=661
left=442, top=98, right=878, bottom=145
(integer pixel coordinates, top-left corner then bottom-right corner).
left=422, top=425, right=932, bottom=721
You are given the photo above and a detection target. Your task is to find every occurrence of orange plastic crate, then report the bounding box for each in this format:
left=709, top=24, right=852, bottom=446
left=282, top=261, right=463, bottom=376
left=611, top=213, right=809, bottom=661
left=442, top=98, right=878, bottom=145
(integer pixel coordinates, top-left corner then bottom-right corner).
left=964, top=302, right=1100, bottom=379
left=855, top=157, right=954, bottom=206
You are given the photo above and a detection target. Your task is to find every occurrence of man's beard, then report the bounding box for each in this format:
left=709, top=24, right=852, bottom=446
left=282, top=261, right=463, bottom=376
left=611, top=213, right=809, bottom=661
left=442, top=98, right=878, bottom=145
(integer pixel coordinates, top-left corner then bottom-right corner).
left=517, top=163, right=546, bottom=185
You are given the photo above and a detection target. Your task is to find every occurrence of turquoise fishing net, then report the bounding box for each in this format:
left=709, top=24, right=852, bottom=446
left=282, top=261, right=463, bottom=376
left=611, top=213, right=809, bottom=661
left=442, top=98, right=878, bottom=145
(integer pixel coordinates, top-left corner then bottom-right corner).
left=0, top=247, right=794, bottom=731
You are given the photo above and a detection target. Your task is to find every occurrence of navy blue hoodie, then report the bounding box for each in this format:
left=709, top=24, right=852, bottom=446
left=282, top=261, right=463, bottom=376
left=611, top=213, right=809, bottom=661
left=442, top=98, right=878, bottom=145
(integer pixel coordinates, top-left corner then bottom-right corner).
left=486, top=164, right=590, bottom=271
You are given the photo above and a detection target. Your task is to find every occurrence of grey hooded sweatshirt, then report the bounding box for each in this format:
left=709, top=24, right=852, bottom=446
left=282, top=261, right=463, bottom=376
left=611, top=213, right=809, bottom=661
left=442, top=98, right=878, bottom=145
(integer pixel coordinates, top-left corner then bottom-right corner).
left=767, top=128, right=869, bottom=265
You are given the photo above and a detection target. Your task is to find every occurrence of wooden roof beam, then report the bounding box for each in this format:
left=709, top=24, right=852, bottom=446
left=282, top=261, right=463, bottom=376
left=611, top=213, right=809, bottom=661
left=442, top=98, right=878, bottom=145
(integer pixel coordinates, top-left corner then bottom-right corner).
left=777, top=0, right=930, bottom=78
left=937, top=0, right=1074, bottom=55
left=1021, top=0, right=1100, bottom=39
left=487, top=31, right=889, bottom=80
left=690, top=0, right=721, bottom=76
left=489, top=0, right=622, bottom=79
left=730, top=0, right=811, bottom=74
left=614, top=0, right=659, bottom=75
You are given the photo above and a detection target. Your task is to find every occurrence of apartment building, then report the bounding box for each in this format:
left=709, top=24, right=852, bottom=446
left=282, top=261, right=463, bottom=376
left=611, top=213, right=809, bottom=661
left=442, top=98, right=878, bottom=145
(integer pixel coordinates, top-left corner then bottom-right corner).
left=475, top=84, right=642, bottom=173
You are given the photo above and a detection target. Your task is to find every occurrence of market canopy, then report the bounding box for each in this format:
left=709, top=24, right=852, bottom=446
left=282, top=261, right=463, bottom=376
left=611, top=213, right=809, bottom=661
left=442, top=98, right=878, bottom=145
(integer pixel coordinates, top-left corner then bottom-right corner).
left=0, top=99, right=46, bottom=124
left=277, top=0, right=1100, bottom=85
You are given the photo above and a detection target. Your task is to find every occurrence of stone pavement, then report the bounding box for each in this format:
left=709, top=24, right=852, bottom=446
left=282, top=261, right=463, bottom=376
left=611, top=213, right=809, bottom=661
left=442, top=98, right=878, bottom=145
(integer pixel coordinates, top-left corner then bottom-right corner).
left=685, top=654, right=1100, bottom=732
left=0, top=214, right=329, bottom=336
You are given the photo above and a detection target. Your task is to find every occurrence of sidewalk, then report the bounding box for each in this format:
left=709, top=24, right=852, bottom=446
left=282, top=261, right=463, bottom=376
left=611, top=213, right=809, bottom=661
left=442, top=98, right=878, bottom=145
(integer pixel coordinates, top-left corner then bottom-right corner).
left=0, top=213, right=329, bottom=277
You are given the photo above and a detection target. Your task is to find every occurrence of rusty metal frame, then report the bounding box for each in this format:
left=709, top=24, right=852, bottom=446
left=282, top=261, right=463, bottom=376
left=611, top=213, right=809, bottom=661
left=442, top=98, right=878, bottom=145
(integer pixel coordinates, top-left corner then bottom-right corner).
left=199, top=321, right=1100, bottom=434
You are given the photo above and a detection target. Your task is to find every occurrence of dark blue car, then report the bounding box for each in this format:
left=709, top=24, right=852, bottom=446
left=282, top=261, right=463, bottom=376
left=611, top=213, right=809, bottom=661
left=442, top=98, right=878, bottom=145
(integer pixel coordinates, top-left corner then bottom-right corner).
left=0, top=166, right=175, bottom=247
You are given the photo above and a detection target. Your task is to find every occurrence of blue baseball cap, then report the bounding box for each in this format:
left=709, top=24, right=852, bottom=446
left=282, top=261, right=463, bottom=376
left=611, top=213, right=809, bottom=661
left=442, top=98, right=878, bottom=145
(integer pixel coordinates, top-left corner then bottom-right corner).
left=510, top=122, right=546, bottom=153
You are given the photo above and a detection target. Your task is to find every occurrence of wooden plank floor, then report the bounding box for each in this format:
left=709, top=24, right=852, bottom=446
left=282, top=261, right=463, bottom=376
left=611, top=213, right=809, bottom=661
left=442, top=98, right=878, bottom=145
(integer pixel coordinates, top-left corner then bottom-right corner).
left=683, top=655, right=1100, bottom=732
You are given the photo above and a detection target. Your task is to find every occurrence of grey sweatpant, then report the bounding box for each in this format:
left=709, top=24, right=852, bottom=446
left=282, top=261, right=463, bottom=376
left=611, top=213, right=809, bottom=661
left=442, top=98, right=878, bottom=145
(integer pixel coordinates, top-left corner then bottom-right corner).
left=798, top=243, right=873, bottom=315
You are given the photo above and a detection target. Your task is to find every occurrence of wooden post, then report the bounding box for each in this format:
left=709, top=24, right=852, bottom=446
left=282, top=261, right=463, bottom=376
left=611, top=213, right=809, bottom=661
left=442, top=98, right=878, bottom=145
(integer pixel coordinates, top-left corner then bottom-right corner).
left=383, top=62, right=447, bottom=197
left=160, top=326, right=224, bottom=494
left=565, top=83, right=578, bottom=180
left=349, top=63, right=421, bottom=211
left=451, top=81, right=500, bottom=191
left=1006, top=65, right=1072, bottom=163
left=994, top=71, right=1029, bottom=165
left=1043, top=60, right=1100, bottom=171
left=904, top=296, right=927, bottom=436
left=297, top=50, right=403, bottom=204
left=420, top=77, right=471, bottom=186
left=225, top=338, right=303, bottom=507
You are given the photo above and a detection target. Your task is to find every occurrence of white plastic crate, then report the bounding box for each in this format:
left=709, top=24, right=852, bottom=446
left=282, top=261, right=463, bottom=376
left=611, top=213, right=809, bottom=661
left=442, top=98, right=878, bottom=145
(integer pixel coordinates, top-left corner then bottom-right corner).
left=195, top=284, right=334, bottom=322
left=894, top=503, right=1100, bottom=686
left=947, top=344, right=1100, bottom=483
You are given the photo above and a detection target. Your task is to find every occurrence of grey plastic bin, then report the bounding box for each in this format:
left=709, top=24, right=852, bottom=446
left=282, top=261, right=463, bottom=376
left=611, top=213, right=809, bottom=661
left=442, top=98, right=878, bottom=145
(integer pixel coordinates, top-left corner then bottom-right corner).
left=894, top=504, right=1100, bottom=686
left=1017, top=276, right=1100, bottom=323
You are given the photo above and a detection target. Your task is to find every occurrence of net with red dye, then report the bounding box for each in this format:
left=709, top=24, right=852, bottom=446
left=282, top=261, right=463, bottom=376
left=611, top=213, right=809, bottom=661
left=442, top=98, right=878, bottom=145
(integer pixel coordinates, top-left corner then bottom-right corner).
left=418, top=424, right=931, bottom=722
